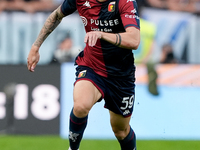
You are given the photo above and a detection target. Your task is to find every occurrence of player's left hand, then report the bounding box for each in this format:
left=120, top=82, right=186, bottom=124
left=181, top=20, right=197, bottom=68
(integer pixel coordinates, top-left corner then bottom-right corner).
left=27, top=45, right=40, bottom=72
left=84, top=31, right=102, bottom=47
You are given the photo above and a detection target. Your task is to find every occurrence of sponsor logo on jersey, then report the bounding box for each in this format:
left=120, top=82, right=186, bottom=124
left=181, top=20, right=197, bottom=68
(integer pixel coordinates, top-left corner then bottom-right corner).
left=108, top=1, right=115, bottom=12
left=90, top=18, right=119, bottom=32
left=80, top=16, right=119, bottom=32
left=91, top=27, right=112, bottom=32
left=80, top=16, right=88, bottom=26
left=131, top=9, right=136, bottom=14
left=78, top=70, right=87, bottom=78
left=83, top=1, right=91, bottom=8
left=125, top=14, right=140, bottom=19
left=90, top=19, right=119, bottom=26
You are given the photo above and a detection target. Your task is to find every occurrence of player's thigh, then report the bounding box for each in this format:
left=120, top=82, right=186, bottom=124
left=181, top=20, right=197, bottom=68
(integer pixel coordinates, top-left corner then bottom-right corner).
left=73, top=80, right=102, bottom=113
left=109, top=110, right=131, bottom=134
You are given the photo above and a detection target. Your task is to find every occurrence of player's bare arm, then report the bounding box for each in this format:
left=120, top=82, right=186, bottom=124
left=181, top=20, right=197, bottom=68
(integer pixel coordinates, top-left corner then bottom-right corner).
left=84, top=27, right=140, bottom=50
left=27, top=5, right=65, bottom=72
left=33, top=5, right=65, bottom=47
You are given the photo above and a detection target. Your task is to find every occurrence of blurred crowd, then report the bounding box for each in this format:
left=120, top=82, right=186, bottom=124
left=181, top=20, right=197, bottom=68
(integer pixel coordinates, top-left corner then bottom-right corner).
left=0, top=0, right=61, bottom=13
left=0, top=0, right=198, bottom=65
left=0, top=0, right=200, bottom=14
left=138, top=0, right=200, bottom=14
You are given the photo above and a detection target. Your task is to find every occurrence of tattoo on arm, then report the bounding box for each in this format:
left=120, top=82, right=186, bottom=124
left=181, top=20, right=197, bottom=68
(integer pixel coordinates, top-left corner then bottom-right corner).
left=114, top=33, right=121, bottom=47
left=34, top=8, right=64, bottom=47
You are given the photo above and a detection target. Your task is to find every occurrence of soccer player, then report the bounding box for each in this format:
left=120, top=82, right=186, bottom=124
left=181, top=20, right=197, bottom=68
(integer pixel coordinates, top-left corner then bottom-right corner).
left=27, top=0, right=140, bottom=149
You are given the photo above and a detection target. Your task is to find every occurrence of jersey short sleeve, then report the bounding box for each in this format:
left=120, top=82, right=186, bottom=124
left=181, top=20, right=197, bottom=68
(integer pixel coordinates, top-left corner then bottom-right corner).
left=61, top=0, right=77, bottom=16
left=118, top=0, right=140, bottom=29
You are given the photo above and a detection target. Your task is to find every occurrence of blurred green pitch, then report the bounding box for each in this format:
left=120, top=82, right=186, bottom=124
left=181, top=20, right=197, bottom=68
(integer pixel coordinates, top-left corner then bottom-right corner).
left=0, top=135, right=200, bottom=150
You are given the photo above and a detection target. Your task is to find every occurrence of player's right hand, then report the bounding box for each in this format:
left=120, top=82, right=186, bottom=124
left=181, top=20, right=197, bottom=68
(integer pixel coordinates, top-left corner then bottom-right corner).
left=84, top=31, right=102, bottom=47
left=27, top=45, right=40, bottom=72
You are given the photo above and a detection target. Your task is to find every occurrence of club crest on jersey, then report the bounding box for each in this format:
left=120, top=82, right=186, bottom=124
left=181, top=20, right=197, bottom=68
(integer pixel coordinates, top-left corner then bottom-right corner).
left=78, top=70, right=87, bottom=78
left=108, top=1, right=115, bottom=12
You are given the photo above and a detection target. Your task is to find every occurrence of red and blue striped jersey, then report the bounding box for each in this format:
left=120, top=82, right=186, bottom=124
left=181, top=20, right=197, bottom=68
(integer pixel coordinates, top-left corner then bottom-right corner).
left=61, top=0, right=140, bottom=78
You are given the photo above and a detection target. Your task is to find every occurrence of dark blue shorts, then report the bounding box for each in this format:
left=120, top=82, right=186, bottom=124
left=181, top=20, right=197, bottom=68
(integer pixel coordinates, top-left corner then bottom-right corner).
left=75, top=66, right=136, bottom=117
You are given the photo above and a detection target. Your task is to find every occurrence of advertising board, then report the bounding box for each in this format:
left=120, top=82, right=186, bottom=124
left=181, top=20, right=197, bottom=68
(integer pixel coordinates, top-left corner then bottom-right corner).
left=0, top=65, right=60, bottom=134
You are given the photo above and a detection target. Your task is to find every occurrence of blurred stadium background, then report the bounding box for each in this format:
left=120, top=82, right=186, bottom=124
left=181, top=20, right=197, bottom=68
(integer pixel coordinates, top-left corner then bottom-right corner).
left=0, top=0, right=200, bottom=149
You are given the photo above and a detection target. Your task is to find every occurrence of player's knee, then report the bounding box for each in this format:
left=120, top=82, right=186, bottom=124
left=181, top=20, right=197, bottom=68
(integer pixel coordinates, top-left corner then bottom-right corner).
left=112, top=127, right=129, bottom=140
left=73, top=103, right=90, bottom=118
